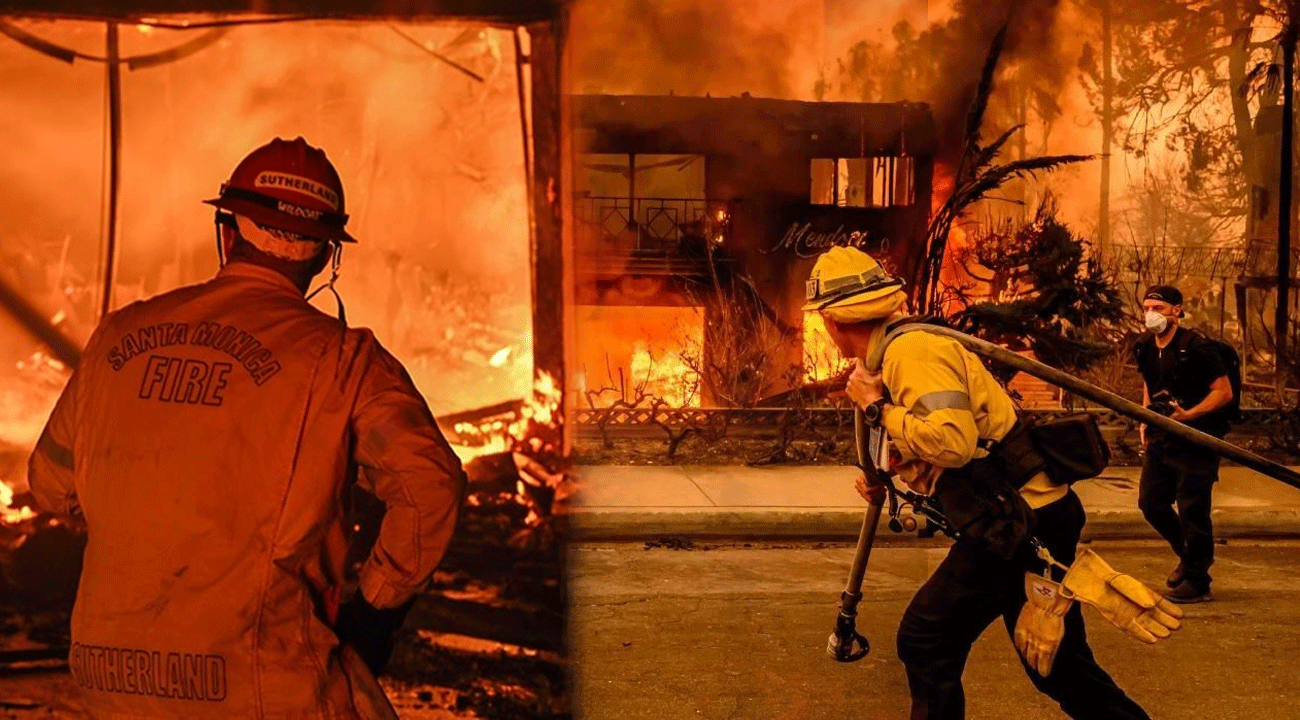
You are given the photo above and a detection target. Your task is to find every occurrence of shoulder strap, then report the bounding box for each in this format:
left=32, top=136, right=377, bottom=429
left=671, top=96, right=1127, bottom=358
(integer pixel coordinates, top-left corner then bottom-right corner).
left=884, top=314, right=946, bottom=335
left=1133, top=332, right=1155, bottom=361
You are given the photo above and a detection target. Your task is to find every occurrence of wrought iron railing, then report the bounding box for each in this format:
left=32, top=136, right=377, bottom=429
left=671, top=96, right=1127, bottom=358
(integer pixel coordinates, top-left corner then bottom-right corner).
left=1104, top=241, right=1300, bottom=281
left=573, top=406, right=1288, bottom=436
left=1105, top=244, right=1246, bottom=281
left=574, top=195, right=734, bottom=253
left=1241, top=239, right=1300, bottom=279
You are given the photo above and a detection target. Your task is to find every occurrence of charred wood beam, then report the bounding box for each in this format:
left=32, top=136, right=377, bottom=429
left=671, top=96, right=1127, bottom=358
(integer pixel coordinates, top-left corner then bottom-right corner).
left=101, top=21, right=122, bottom=319
left=0, top=646, right=70, bottom=678
left=435, top=398, right=524, bottom=444
left=0, top=0, right=564, bottom=24
left=527, top=19, right=567, bottom=395
left=0, top=276, right=81, bottom=366
left=406, top=593, right=564, bottom=653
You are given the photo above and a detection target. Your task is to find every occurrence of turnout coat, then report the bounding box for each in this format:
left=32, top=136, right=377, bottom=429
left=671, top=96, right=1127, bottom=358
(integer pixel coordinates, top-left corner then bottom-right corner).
left=28, top=261, right=466, bottom=719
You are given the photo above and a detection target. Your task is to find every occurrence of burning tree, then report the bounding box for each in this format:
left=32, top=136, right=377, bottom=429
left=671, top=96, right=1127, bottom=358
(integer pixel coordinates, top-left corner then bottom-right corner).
left=917, top=26, right=1093, bottom=314
left=946, top=196, right=1131, bottom=379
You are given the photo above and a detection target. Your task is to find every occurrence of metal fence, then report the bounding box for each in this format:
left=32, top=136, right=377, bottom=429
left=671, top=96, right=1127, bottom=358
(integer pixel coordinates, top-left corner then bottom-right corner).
left=573, top=406, right=1289, bottom=437
left=1104, top=241, right=1300, bottom=282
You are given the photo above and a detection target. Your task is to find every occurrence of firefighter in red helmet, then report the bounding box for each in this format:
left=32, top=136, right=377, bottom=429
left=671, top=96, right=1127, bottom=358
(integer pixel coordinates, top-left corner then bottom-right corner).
left=28, top=137, right=466, bottom=719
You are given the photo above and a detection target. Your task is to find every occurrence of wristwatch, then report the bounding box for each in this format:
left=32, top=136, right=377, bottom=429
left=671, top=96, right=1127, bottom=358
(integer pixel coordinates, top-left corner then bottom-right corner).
left=862, top=398, right=888, bottom=428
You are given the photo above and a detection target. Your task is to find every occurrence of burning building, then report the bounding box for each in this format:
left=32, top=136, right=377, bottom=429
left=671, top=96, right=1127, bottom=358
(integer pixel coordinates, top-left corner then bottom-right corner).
left=571, top=93, right=937, bottom=407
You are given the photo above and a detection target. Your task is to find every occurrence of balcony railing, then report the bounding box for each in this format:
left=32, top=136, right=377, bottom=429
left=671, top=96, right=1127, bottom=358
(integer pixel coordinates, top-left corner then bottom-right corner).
left=573, top=195, right=737, bottom=277
left=575, top=195, right=733, bottom=249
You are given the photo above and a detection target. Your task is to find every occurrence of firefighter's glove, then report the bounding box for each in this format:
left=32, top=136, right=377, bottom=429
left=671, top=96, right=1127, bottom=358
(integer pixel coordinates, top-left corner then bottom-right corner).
left=334, top=592, right=417, bottom=676
left=1059, top=549, right=1183, bottom=643
left=1014, top=573, right=1073, bottom=677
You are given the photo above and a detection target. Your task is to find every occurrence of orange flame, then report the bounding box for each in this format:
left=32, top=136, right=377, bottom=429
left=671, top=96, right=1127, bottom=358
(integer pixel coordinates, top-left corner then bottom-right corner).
left=803, top=313, right=849, bottom=382
left=450, top=370, right=563, bottom=463
left=0, top=482, right=36, bottom=525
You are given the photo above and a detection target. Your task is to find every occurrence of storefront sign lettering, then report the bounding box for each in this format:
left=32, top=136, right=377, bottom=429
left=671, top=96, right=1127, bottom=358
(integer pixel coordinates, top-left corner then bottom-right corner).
left=764, top=222, right=880, bottom=258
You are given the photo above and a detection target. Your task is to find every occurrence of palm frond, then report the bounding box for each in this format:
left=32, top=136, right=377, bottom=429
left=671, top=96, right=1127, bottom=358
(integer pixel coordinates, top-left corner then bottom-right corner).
left=972, top=124, right=1025, bottom=172
left=962, top=24, right=1008, bottom=162
left=942, top=155, right=1094, bottom=222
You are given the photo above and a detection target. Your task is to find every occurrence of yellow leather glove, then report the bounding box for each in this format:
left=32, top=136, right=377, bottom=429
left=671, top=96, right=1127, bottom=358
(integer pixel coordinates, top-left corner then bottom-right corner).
left=1014, top=573, right=1074, bottom=677
left=1059, top=549, right=1184, bottom=643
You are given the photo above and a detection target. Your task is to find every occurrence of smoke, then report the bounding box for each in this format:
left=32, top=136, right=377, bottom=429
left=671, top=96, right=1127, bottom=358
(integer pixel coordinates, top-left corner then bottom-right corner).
left=568, top=0, right=824, bottom=100
left=0, top=19, right=534, bottom=415
left=821, top=0, right=1110, bottom=233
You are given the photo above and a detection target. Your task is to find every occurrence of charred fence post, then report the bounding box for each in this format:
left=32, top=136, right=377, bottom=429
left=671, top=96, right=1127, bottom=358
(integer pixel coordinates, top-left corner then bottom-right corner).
left=527, top=18, right=568, bottom=414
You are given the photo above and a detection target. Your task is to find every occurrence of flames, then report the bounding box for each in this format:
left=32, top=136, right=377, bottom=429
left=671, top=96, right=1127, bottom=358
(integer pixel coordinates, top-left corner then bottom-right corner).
left=448, top=371, right=566, bottom=531
left=0, top=481, right=36, bottom=525
left=573, top=342, right=700, bottom=408
left=802, top=312, right=849, bottom=382
left=450, top=370, right=563, bottom=463
left=627, top=343, right=699, bottom=407
left=574, top=305, right=703, bottom=408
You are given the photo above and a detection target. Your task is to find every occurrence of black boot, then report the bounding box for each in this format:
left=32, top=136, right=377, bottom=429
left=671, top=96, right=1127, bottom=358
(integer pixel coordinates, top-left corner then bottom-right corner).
left=1165, top=560, right=1185, bottom=588
left=1166, top=575, right=1213, bottom=604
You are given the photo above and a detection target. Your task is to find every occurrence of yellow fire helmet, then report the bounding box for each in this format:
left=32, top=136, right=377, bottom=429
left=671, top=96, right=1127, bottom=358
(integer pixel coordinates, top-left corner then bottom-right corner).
left=802, top=246, right=907, bottom=322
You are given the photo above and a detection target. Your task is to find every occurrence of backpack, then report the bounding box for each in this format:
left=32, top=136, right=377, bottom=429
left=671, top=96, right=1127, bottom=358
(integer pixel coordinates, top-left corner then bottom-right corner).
left=1187, top=330, right=1244, bottom=424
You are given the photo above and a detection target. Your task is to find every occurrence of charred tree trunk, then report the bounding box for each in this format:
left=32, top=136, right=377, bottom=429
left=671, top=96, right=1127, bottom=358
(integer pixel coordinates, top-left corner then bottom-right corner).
left=1099, top=0, right=1112, bottom=253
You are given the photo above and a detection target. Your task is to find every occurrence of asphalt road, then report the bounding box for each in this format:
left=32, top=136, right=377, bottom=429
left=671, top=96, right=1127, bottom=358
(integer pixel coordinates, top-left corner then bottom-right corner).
left=568, top=539, right=1300, bottom=720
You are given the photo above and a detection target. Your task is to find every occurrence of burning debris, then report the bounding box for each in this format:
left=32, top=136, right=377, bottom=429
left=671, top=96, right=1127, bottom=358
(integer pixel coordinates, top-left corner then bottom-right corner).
left=441, top=371, right=569, bottom=554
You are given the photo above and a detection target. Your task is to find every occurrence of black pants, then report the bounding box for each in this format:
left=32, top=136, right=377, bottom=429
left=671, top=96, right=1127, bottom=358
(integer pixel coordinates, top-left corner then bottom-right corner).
left=896, top=491, right=1150, bottom=720
left=1138, top=437, right=1218, bottom=583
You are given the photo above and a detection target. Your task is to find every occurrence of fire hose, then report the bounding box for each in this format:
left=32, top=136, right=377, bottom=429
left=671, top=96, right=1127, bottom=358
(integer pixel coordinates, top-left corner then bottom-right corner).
left=828, top=323, right=1300, bottom=663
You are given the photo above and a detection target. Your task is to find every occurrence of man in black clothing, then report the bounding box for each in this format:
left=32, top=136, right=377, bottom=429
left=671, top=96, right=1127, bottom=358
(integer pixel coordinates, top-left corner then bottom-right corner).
left=1133, top=284, right=1234, bottom=603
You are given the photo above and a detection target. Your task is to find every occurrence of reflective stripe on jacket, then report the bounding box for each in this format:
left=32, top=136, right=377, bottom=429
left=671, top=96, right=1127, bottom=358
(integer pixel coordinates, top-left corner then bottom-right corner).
left=27, top=261, right=466, bottom=719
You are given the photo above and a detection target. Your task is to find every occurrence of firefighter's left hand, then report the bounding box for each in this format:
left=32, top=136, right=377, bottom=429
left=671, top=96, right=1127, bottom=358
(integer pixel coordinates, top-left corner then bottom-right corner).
left=846, top=360, right=884, bottom=408
left=854, top=472, right=888, bottom=506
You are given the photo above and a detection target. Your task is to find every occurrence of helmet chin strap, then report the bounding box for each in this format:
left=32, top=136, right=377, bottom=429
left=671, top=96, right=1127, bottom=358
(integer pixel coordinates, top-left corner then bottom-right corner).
left=214, top=212, right=232, bottom=268
left=305, top=242, right=347, bottom=325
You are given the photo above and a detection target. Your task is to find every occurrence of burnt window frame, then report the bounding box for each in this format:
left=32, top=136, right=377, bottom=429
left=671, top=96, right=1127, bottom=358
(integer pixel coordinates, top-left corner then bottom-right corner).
left=810, top=156, right=916, bottom=208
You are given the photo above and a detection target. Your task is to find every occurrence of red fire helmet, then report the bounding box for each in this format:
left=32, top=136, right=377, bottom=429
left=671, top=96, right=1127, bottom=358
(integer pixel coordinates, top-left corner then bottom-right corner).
left=204, top=137, right=357, bottom=244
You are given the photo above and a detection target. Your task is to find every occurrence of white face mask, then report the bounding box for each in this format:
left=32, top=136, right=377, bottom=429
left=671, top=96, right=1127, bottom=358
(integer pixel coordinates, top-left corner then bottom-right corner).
left=1144, top=310, right=1169, bottom=333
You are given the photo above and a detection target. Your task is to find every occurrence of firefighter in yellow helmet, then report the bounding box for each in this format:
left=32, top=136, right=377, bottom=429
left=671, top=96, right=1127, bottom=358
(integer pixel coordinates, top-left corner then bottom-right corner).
left=806, top=246, right=1158, bottom=720
left=28, top=138, right=466, bottom=719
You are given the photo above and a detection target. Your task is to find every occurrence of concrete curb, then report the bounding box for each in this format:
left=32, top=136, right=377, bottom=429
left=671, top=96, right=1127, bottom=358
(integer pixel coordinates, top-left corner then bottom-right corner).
left=568, top=507, right=1300, bottom=542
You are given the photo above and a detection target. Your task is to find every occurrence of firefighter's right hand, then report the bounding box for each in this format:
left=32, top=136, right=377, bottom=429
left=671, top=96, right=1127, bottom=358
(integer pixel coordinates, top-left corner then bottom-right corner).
left=854, top=472, right=887, bottom=506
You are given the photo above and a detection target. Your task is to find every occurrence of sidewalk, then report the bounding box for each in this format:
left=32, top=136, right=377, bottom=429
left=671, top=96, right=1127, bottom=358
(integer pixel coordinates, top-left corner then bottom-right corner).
left=569, top=464, right=1300, bottom=541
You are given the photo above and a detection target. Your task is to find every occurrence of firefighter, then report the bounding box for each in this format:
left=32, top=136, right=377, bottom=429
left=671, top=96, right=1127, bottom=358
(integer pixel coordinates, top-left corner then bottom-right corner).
left=806, top=246, right=1169, bottom=720
left=27, top=137, right=466, bottom=719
